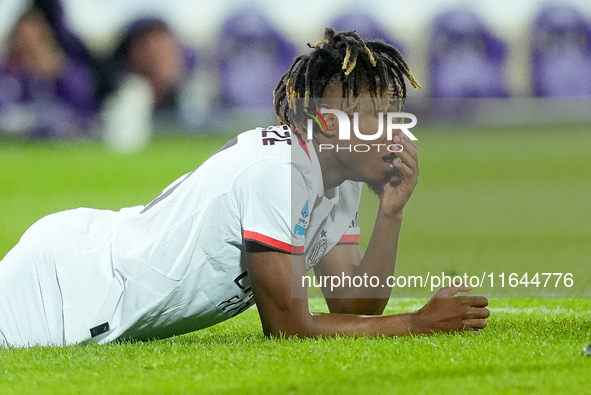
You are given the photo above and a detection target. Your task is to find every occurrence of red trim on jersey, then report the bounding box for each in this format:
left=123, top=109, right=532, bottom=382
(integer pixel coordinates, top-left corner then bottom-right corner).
left=243, top=231, right=305, bottom=254
left=338, top=234, right=360, bottom=244
left=296, top=132, right=311, bottom=160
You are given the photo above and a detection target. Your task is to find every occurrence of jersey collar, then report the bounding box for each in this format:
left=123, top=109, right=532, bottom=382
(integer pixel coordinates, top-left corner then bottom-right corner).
left=291, top=130, right=325, bottom=198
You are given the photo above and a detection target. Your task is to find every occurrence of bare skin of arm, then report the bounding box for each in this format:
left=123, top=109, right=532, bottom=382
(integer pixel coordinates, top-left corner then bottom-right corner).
left=315, top=131, right=419, bottom=315
left=247, top=130, right=489, bottom=337
left=246, top=245, right=489, bottom=338
left=314, top=216, right=401, bottom=316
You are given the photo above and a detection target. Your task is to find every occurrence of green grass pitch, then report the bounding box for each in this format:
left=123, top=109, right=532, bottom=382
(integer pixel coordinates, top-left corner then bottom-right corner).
left=0, top=126, right=590, bottom=394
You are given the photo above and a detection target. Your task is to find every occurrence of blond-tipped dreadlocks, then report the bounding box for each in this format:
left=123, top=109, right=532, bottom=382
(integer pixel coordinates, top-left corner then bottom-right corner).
left=273, top=27, right=421, bottom=130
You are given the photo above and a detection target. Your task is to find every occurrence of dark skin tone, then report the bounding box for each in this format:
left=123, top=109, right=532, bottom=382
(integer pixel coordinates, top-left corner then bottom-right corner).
left=247, top=91, right=489, bottom=338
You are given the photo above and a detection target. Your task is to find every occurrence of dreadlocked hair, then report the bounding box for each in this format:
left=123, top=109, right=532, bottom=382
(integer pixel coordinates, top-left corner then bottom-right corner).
left=273, top=27, right=421, bottom=132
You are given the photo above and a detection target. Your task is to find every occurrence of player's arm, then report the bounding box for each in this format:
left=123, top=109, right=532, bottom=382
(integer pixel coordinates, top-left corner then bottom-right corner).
left=314, top=131, right=417, bottom=315
left=246, top=242, right=489, bottom=338
left=314, top=226, right=400, bottom=316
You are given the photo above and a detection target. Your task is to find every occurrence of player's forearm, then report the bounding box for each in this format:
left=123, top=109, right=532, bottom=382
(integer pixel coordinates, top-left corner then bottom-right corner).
left=341, top=210, right=403, bottom=313
left=359, top=208, right=402, bottom=276
left=264, top=310, right=423, bottom=338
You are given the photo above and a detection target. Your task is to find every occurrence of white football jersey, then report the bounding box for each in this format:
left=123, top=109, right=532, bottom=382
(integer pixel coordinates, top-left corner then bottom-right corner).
left=0, top=126, right=361, bottom=347
left=103, top=125, right=361, bottom=343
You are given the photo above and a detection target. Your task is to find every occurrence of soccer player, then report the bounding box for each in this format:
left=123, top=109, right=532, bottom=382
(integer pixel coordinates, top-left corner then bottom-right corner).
left=0, top=28, right=489, bottom=348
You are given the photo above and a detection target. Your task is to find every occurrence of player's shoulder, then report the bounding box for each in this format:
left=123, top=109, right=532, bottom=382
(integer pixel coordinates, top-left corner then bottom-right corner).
left=210, top=125, right=293, bottom=164
left=221, top=126, right=291, bottom=176
left=217, top=124, right=318, bottom=173
left=238, top=125, right=293, bottom=151
left=210, top=124, right=319, bottom=193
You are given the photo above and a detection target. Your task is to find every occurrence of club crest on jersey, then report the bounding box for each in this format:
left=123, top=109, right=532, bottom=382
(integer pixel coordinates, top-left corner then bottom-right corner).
left=306, top=239, right=328, bottom=269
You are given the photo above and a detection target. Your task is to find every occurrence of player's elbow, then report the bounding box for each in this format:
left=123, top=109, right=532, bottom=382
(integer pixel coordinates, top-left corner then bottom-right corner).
left=329, top=298, right=388, bottom=316
left=261, top=312, right=316, bottom=339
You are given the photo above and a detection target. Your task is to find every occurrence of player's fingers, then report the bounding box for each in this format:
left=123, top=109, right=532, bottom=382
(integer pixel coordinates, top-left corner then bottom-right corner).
left=392, top=151, right=417, bottom=176
left=396, top=136, right=419, bottom=171
left=434, top=285, right=473, bottom=298
left=468, top=318, right=488, bottom=329
left=466, top=296, right=489, bottom=308
left=396, top=130, right=418, bottom=154
left=455, top=296, right=489, bottom=309
left=469, top=307, right=490, bottom=319
left=392, top=145, right=419, bottom=181
left=393, top=135, right=418, bottom=167
left=391, top=158, right=414, bottom=180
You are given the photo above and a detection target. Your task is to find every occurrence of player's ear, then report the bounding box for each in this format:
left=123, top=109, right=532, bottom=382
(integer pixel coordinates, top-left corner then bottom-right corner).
left=319, top=104, right=338, bottom=138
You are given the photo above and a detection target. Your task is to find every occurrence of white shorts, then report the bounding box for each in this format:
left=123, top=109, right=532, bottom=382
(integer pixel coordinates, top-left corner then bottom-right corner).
left=0, top=208, right=123, bottom=348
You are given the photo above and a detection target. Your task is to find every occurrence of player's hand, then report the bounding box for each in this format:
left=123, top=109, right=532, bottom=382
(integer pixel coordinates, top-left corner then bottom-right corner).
left=380, top=130, right=419, bottom=217
left=411, top=285, right=490, bottom=334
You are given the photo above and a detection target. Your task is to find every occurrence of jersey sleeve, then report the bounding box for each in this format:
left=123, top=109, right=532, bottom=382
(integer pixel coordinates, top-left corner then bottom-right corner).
left=337, top=181, right=362, bottom=245
left=234, top=159, right=308, bottom=254
left=338, top=214, right=360, bottom=245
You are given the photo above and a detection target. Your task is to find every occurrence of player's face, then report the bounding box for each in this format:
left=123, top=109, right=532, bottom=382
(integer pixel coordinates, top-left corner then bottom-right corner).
left=333, top=96, right=403, bottom=195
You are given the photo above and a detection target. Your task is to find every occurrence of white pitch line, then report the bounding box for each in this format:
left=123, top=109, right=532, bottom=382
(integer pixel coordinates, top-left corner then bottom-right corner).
left=491, top=306, right=578, bottom=315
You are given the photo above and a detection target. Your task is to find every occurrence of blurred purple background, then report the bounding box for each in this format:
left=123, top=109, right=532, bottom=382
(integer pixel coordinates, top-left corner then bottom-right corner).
left=0, top=0, right=590, bottom=142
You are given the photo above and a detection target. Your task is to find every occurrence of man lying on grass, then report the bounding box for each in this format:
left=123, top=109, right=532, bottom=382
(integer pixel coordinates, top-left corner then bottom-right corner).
left=0, top=28, right=489, bottom=348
